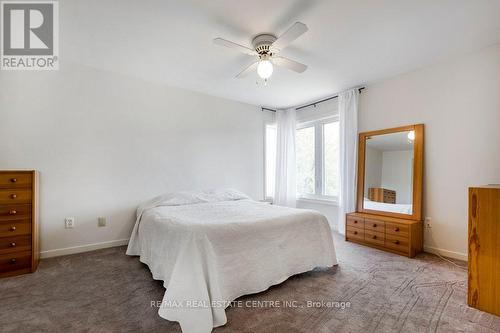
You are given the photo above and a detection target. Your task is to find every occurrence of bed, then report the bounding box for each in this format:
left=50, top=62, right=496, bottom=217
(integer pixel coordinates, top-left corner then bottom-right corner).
left=363, top=198, right=413, bottom=214
left=126, top=189, right=337, bottom=333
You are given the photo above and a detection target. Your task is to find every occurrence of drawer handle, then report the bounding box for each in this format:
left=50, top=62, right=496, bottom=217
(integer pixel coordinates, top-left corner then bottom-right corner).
left=373, top=223, right=377, bottom=227
left=10, top=194, right=17, bottom=199
left=354, top=220, right=358, bottom=224
left=394, top=240, right=400, bottom=245
left=10, top=226, right=16, bottom=231
left=395, top=227, right=400, bottom=232
left=372, top=235, right=377, bottom=239
left=10, top=258, right=17, bottom=264
left=10, top=178, right=17, bottom=183
left=9, top=210, right=17, bottom=215
left=10, top=242, right=16, bottom=247
left=353, top=231, right=358, bottom=235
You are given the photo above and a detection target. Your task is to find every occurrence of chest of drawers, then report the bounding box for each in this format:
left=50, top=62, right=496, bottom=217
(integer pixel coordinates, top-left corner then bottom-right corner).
left=0, top=171, right=39, bottom=278
left=368, top=187, right=396, bottom=204
left=346, top=212, right=422, bottom=258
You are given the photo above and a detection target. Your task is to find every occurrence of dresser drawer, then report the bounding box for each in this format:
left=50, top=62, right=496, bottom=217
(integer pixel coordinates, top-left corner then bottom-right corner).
left=346, top=226, right=364, bottom=241
left=365, top=230, right=385, bottom=246
left=0, top=189, right=32, bottom=204
left=0, top=251, right=31, bottom=272
left=365, top=219, right=385, bottom=232
left=0, top=204, right=31, bottom=220
left=0, top=220, right=31, bottom=237
left=385, top=233, right=409, bottom=253
left=0, top=235, right=31, bottom=254
left=385, top=222, right=409, bottom=238
left=0, top=173, right=32, bottom=188
left=346, top=215, right=364, bottom=229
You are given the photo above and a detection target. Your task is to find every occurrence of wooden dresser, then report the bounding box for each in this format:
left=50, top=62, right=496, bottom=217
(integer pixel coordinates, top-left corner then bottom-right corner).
left=0, top=171, right=39, bottom=278
left=346, top=212, right=422, bottom=257
left=368, top=187, right=396, bottom=204
left=468, top=185, right=500, bottom=316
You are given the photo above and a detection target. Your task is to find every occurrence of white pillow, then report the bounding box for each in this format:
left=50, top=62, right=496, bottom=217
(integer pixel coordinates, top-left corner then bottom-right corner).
left=137, top=188, right=251, bottom=217
left=204, top=188, right=251, bottom=202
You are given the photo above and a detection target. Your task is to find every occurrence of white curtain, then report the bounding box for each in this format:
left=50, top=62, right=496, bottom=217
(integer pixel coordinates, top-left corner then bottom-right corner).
left=274, top=108, right=297, bottom=207
left=338, top=88, right=359, bottom=234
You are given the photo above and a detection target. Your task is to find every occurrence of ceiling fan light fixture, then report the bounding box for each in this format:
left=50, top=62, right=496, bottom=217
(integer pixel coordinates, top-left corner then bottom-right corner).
left=257, top=60, right=273, bottom=79
left=213, top=22, right=308, bottom=80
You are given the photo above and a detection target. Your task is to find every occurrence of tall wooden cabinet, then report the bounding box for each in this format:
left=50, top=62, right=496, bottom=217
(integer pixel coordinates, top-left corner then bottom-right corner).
left=0, top=171, right=39, bottom=278
left=468, top=185, right=500, bottom=316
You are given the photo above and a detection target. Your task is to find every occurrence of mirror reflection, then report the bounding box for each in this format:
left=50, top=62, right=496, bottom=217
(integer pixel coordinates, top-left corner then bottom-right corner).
left=363, top=130, right=414, bottom=215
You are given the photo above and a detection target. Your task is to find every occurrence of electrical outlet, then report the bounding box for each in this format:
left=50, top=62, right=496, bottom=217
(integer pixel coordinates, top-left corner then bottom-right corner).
left=425, top=217, right=432, bottom=229
left=97, top=217, right=106, bottom=227
left=65, top=217, right=75, bottom=229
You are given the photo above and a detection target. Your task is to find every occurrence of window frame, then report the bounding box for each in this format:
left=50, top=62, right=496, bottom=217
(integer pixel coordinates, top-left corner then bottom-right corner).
left=296, top=116, right=339, bottom=204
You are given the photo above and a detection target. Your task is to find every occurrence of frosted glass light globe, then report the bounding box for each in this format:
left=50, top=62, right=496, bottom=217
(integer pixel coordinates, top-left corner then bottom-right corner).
left=257, top=60, right=273, bottom=79
left=407, top=130, right=415, bottom=141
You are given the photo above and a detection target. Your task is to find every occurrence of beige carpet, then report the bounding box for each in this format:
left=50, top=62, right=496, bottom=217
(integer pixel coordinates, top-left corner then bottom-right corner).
left=1, top=233, right=498, bottom=333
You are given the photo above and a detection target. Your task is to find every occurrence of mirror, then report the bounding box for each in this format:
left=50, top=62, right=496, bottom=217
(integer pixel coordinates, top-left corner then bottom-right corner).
left=364, top=131, right=414, bottom=214
left=357, top=124, right=424, bottom=220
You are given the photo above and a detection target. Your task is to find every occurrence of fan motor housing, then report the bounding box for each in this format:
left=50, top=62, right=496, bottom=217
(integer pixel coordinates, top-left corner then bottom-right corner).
left=252, top=34, right=277, bottom=55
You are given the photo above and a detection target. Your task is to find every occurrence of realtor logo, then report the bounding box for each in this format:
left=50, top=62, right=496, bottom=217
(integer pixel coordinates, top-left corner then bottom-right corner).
left=1, top=1, right=58, bottom=70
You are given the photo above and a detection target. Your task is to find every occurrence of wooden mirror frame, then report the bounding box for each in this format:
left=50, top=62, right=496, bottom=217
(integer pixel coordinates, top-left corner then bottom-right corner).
left=356, top=124, right=424, bottom=221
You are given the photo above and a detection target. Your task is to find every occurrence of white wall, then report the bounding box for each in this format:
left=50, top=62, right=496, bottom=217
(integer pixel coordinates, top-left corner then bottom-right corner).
left=364, top=146, right=383, bottom=195
left=0, top=62, right=264, bottom=257
left=296, top=98, right=339, bottom=124
left=359, top=43, right=500, bottom=260
left=380, top=150, right=413, bottom=204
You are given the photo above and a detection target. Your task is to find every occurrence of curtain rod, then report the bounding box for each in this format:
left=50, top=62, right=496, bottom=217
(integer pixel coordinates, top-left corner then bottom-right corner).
left=261, top=87, right=365, bottom=113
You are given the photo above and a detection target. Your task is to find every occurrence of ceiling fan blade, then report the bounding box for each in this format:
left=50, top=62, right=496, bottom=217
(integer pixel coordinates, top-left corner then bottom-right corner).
left=235, top=61, right=259, bottom=78
left=271, top=22, right=308, bottom=51
left=213, top=38, right=257, bottom=56
left=273, top=56, right=307, bottom=73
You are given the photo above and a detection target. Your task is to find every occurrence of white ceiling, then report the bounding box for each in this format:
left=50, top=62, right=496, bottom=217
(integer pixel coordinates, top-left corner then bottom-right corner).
left=62, top=0, right=500, bottom=108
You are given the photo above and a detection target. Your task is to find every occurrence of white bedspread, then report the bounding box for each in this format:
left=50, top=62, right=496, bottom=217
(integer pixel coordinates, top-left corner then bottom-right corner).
left=364, top=198, right=413, bottom=214
left=126, top=194, right=337, bottom=333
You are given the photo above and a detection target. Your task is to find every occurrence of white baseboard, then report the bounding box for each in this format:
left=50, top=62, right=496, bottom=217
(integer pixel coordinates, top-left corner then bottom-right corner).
left=40, top=238, right=129, bottom=259
left=424, top=245, right=467, bottom=261
left=40, top=238, right=467, bottom=263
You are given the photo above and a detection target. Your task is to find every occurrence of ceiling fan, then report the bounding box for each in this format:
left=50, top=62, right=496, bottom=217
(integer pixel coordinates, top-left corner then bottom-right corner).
left=213, top=22, right=309, bottom=81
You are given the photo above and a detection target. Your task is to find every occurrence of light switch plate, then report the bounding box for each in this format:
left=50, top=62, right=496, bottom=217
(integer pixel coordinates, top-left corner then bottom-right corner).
left=98, top=217, right=106, bottom=227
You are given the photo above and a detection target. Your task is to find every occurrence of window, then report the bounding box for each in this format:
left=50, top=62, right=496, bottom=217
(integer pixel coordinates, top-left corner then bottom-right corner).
left=264, top=118, right=340, bottom=203
left=323, top=121, right=340, bottom=197
left=296, top=126, right=315, bottom=195
left=296, top=118, right=339, bottom=201
left=265, top=124, right=277, bottom=199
